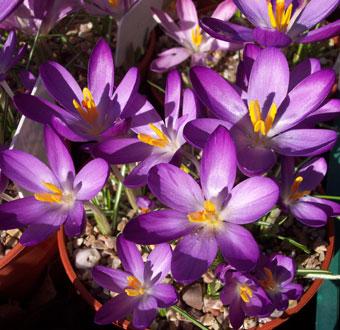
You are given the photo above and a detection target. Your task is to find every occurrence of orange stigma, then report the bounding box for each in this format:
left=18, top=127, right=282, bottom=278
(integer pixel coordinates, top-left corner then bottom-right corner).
left=125, top=276, right=145, bottom=296
left=289, top=176, right=310, bottom=201
left=187, top=201, right=217, bottom=223
left=73, top=88, right=99, bottom=124
left=34, top=181, right=71, bottom=204
left=109, top=0, right=119, bottom=8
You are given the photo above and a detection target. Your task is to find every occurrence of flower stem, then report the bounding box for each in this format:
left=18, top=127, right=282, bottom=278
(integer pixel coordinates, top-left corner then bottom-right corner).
left=0, top=81, right=14, bottom=99
left=26, top=28, right=40, bottom=70
left=296, top=268, right=340, bottom=280
left=83, top=201, right=112, bottom=236
left=182, top=149, right=200, bottom=176
left=0, top=193, right=15, bottom=202
left=171, top=306, right=209, bottom=330
left=112, top=164, right=126, bottom=232
left=313, top=194, right=340, bottom=201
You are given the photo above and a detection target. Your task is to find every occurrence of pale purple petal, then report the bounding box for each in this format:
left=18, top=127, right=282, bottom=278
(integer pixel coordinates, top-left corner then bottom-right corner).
left=233, top=0, right=272, bottom=26
left=99, top=117, right=130, bottom=139
left=20, top=223, right=60, bottom=246
left=297, top=20, right=340, bottom=44
left=221, top=177, right=279, bottom=224
left=132, top=295, right=158, bottom=329
left=94, top=293, right=139, bottom=325
left=299, top=196, right=340, bottom=217
left=216, top=222, right=259, bottom=271
left=201, top=126, right=236, bottom=204
left=51, top=116, right=89, bottom=142
left=303, top=99, right=340, bottom=127
left=117, top=235, right=144, bottom=281
left=172, top=229, right=218, bottom=283
left=211, top=0, right=237, bottom=20
left=123, top=209, right=197, bottom=244
left=0, top=0, right=23, bottom=22
left=290, top=200, right=328, bottom=227
left=253, top=27, right=292, bottom=47
left=177, top=0, right=198, bottom=26
left=64, top=201, right=86, bottom=237
left=92, top=266, right=129, bottom=293
left=281, top=283, right=303, bottom=301
left=289, top=58, right=321, bottom=91
left=149, top=283, right=178, bottom=307
left=73, top=158, right=109, bottom=200
left=148, top=163, right=204, bottom=213
left=150, top=47, right=191, bottom=73
left=164, top=69, right=181, bottom=128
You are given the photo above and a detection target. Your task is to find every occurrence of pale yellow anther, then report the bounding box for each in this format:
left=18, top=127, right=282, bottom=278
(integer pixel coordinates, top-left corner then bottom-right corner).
left=248, top=100, right=277, bottom=136
left=249, top=100, right=262, bottom=127
left=188, top=201, right=216, bottom=223
left=41, top=181, right=63, bottom=194
left=34, top=181, right=63, bottom=204
left=180, top=165, right=189, bottom=173
left=204, top=201, right=215, bottom=215
left=289, top=176, right=310, bottom=201
left=138, top=123, right=169, bottom=148
left=191, top=26, right=203, bottom=48
left=264, top=102, right=277, bottom=133
left=109, top=0, right=120, bottom=8
left=125, top=276, right=145, bottom=296
left=240, top=285, right=253, bottom=303
left=268, top=0, right=292, bottom=31
left=73, top=88, right=99, bottom=124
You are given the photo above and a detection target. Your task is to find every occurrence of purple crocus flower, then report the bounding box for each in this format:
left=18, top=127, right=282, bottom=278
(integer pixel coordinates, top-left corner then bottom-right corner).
left=0, top=30, right=27, bottom=82
left=185, top=47, right=337, bottom=176
left=280, top=156, right=340, bottom=227
left=14, top=39, right=139, bottom=143
left=136, top=196, right=156, bottom=214
left=93, top=69, right=201, bottom=187
left=0, top=0, right=82, bottom=35
left=201, top=0, right=340, bottom=48
left=82, top=0, right=138, bottom=20
left=150, top=0, right=241, bottom=72
left=220, top=271, right=271, bottom=330
left=123, top=126, right=279, bottom=283
left=0, top=0, right=23, bottom=23
left=0, top=125, right=109, bottom=246
left=92, top=235, right=178, bottom=328
left=255, top=253, right=303, bottom=315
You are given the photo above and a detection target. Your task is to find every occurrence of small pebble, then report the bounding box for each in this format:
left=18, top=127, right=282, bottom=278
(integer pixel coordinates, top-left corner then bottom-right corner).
left=75, top=248, right=101, bottom=269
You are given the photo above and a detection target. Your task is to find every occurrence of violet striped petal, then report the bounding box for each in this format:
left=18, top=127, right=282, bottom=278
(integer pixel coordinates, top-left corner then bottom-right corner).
left=290, top=200, right=328, bottom=227
left=303, top=99, right=340, bottom=127
left=297, top=20, right=340, bottom=44
left=211, top=0, right=237, bottom=20
left=149, top=283, right=178, bottom=308
left=64, top=201, right=86, bottom=237
left=51, top=116, right=89, bottom=142
left=233, top=0, right=271, bottom=27
left=92, top=266, right=129, bottom=294
left=253, top=27, right=292, bottom=47
left=289, top=58, right=321, bottom=91
left=20, top=223, right=60, bottom=246
left=132, top=295, right=158, bottom=329
left=299, top=196, right=340, bottom=217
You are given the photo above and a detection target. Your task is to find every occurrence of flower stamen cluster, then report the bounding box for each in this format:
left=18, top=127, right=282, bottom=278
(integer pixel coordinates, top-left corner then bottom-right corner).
left=289, top=176, right=310, bottom=201
left=34, top=181, right=73, bottom=204
left=249, top=100, right=277, bottom=136
left=125, top=276, right=145, bottom=296
left=268, top=0, right=292, bottom=31
left=138, top=123, right=169, bottom=148
left=191, top=26, right=203, bottom=48
left=73, top=88, right=99, bottom=124
left=239, top=284, right=253, bottom=303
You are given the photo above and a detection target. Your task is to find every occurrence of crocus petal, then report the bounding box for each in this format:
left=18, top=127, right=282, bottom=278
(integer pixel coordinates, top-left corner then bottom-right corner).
left=20, top=223, right=60, bottom=246
left=150, top=47, right=191, bottom=73
left=233, top=0, right=271, bottom=27
left=280, top=283, right=303, bottom=301
left=44, top=125, right=75, bottom=187
left=132, top=295, right=158, bottom=329
left=144, top=243, right=172, bottom=286
left=216, top=222, right=259, bottom=271
left=114, top=67, right=140, bottom=118
left=0, top=30, right=16, bottom=69
left=289, top=58, right=321, bottom=91
left=299, top=196, right=340, bottom=217
left=271, top=129, right=337, bottom=157
left=228, top=297, right=245, bottom=330
left=0, top=150, right=58, bottom=193
left=221, top=177, right=279, bottom=224
left=40, top=61, right=83, bottom=111
left=297, top=20, right=340, bottom=44
left=290, top=200, right=328, bottom=227
left=73, top=158, right=109, bottom=200
left=212, top=0, right=237, bottom=21
left=19, top=69, right=36, bottom=91
left=172, top=230, right=218, bottom=283
left=201, top=126, right=236, bottom=204
left=200, top=18, right=254, bottom=43
left=164, top=69, right=181, bottom=128
left=149, top=284, right=178, bottom=308
left=117, top=235, right=145, bottom=281
left=0, top=0, right=23, bottom=22
left=88, top=39, right=114, bottom=103
left=177, top=0, right=198, bottom=26
left=64, top=201, right=86, bottom=237
left=248, top=47, right=289, bottom=109
left=271, top=69, right=335, bottom=135
left=183, top=118, right=231, bottom=149
left=148, top=163, right=204, bottom=213
left=7, top=43, right=27, bottom=70
left=123, top=209, right=197, bottom=244
left=253, top=27, right=292, bottom=47
left=94, top=293, right=139, bottom=325
left=92, top=266, right=129, bottom=294
left=190, top=66, right=248, bottom=125
left=51, top=116, right=89, bottom=142
left=93, top=138, right=153, bottom=164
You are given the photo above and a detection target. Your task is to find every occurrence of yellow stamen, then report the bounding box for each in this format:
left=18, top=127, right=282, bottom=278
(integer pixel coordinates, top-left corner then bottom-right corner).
left=268, top=0, right=293, bottom=31
left=289, top=176, right=310, bottom=201
left=34, top=181, right=64, bottom=204
left=125, top=276, right=145, bottom=296
left=137, top=123, right=169, bottom=148
left=248, top=100, right=277, bottom=136
left=191, top=26, right=203, bottom=48
left=188, top=201, right=216, bottom=223
left=109, top=0, right=119, bottom=8
left=258, top=267, right=276, bottom=290
left=240, top=285, right=253, bottom=303
left=180, top=165, right=189, bottom=173
left=73, top=88, right=99, bottom=124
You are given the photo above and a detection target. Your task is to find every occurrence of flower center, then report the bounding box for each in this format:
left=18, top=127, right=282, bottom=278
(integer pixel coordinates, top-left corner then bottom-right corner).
left=258, top=267, right=276, bottom=291
left=248, top=100, right=277, bottom=136
left=34, top=181, right=73, bottom=204
left=191, top=26, right=203, bottom=48
left=125, top=276, right=145, bottom=296
left=73, top=88, right=99, bottom=124
left=239, top=284, right=253, bottom=303
left=187, top=201, right=218, bottom=224
left=138, top=123, right=169, bottom=148
left=289, top=176, right=310, bottom=201
left=109, top=0, right=119, bottom=8
left=268, top=0, right=293, bottom=31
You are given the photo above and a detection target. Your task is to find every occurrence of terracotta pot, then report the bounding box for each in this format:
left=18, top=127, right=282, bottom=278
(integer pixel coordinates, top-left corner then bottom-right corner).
left=0, top=232, right=58, bottom=300
left=58, top=218, right=335, bottom=330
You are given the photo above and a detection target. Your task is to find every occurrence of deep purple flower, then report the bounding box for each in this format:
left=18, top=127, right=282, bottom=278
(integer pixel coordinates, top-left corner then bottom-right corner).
left=201, top=0, right=340, bottom=48
left=280, top=156, right=340, bottom=227
left=82, top=0, right=138, bottom=20
left=93, top=69, right=201, bottom=187
left=92, top=235, right=177, bottom=328
left=185, top=47, right=337, bottom=176
left=19, top=69, right=37, bottom=93
left=123, top=126, right=279, bottom=283
left=14, top=39, right=139, bottom=142
left=220, top=271, right=271, bottom=330
left=255, top=253, right=303, bottom=314
left=136, top=196, right=156, bottom=214
left=0, top=125, right=109, bottom=246
left=0, top=0, right=23, bottom=23
left=0, top=30, right=26, bottom=82
left=0, top=0, right=82, bottom=35
left=150, top=0, right=241, bottom=72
